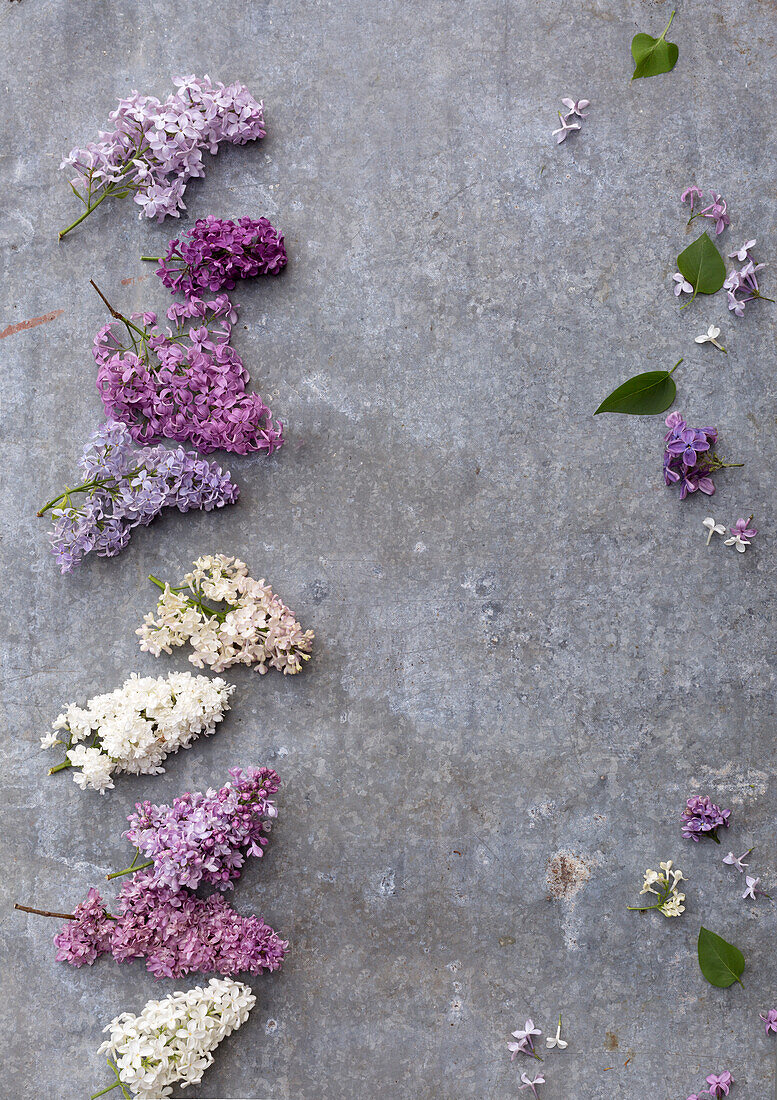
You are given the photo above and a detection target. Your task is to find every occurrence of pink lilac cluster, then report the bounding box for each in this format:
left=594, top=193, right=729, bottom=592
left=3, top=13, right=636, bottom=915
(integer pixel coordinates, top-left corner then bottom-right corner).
left=154, top=216, right=287, bottom=297
left=681, top=186, right=730, bottom=235
left=41, top=420, right=238, bottom=573
left=60, top=75, right=266, bottom=233
left=681, top=796, right=731, bottom=843
left=724, top=241, right=772, bottom=316
left=124, top=767, right=280, bottom=891
left=53, top=871, right=287, bottom=979
left=663, top=412, right=719, bottom=499
left=93, top=292, right=283, bottom=455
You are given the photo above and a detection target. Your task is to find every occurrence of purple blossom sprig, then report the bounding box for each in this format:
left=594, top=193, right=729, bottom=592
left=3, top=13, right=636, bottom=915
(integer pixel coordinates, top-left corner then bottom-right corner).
left=92, top=281, right=282, bottom=456
left=724, top=259, right=774, bottom=317
left=663, top=413, right=743, bottom=500
left=59, top=75, right=266, bottom=239
left=681, top=187, right=730, bottom=235
left=681, top=796, right=731, bottom=844
left=111, top=767, right=281, bottom=892
left=38, top=420, right=239, bottom=573
left=143, top=216, right=287, bottom=298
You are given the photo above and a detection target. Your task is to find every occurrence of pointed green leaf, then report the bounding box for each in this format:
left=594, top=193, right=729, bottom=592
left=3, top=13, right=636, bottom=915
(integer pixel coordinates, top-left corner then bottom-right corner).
left=677, top=233, right=726, bottom=298
left=594, top=361, right=681, bottom=415
left=631, top=11, right=679, bottom=80
left=697, top=926, right=745, bottom=988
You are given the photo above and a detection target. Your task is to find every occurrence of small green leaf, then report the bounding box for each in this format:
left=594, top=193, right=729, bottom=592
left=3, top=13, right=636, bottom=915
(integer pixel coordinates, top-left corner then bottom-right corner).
left=677, top=233, right=727, bottom=306
left=594, top=360, right=681, bottom=415
left=631, top=10, right=679, bottom=80
left=698, top=926, right=745, bottom=988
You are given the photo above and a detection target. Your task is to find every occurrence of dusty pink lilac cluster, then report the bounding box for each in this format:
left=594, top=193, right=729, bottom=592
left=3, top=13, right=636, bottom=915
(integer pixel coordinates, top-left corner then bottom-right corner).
left=53, top=871, right=287, bottom=979
left=124, top=767, right=280, bottom=891
left=153, top=216, right=287, bottom=297
left=93, top=291, right=283, bottom=455
left=59, top=75, right=266, bottom=236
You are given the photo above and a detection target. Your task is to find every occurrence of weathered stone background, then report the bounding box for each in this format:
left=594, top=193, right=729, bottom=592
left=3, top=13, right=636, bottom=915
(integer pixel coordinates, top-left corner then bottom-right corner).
left=2, top=0, right=775, bottom=1096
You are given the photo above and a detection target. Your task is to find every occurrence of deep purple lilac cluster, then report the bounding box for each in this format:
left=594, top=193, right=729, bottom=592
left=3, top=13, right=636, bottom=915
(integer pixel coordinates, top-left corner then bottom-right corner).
left=124, top=767, right=280, bottom=892
left=53, top=872, right=287, bottom=979
left=59, top=76, right=266, bottom=236
left=681, top=796, right=731, bottom=843
left=154, top=216, right=287, bottom=297
left=663, top=412, right=721, bottom=499
left=93, top=291, right=282, bottom=456
left=40, top=421, right=239, bottom=573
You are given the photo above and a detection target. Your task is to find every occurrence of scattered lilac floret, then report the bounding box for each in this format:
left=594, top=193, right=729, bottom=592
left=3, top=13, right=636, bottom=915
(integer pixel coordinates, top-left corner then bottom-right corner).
left=560, top=98, right=589, bottom=118
left=681, top=186, right=704, bottom=213
left=508, top=1020, right=542, bottom=1061
left=673, top=272, right=693, bottom=296
left=725, top=517, right=757, bottom=553
left=729, top=239, right=756, bottom=262
left=552, top=112, right=580, bottom=143
left=699, top=192, right=730, bottom=235
left=742, top=875, right=770, bottom=901
left=705, top=1071, right=733, bottom=1098
left=680, top=796, right=730, bottom=842
left=760, top=1009, right=777, bottom=1035
left=722, top=848, right=752, bottom=873
left=552, top=97, right=589, bottom=142
left=518, top=1072, right=545, bottom=1097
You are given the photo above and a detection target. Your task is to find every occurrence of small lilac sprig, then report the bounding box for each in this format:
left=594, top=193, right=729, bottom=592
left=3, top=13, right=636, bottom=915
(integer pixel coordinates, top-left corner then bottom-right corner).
left=552, top=97, right=589, bottom=143
left=508, top=1020, right=542, bottom=1061
left=724, top=516, right=757, bottom=553
left=663, top=413, right=743, bottom=501
left=628, top=860, right=686, bottom=917
left=681, top=796, right=730, bottom=843
left=725, top=258, right=774, bottom=317
left=760, top=1009, right=777, bottom=1035
left=681, top=187, right=730, bottom=235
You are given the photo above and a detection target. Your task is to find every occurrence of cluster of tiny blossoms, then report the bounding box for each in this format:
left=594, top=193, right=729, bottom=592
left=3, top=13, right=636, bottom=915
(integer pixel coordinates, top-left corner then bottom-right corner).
left=681, top=796, right=731, bottom=843
left=41, top=672, right=234, bottom=793
left=123, top=766, right=280, bottom=891
left=681, top=186, right=730, bottom=235
left=93, top=291, right=283, bottom=456
left=153, top=216, right=287, bottom=297
left=40, top=421, right=238, bottom=572
left=138, top=554, right=314, bottom=674
left=59, top=75, right=266, bottom=237
left=663, top=412, right=740, bottom=500
left=54, top=870, right=286, bottom=979
left=724, top=239, right=773, bottom=317
left=629, top=860, right=686, bottom=917
left=95, top=978, right=255, bottom=1099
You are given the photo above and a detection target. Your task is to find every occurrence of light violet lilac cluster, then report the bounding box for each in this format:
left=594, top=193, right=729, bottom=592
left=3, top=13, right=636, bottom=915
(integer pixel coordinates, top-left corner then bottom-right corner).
left=681, top=186, right=730, bottom=235
left=724, top=240, right=773, bottom=316
left=122, top=766, right=280, bottom=892
left=39, top=420, right=239, bottom=572
left=59, top=75, right=266, bottom=238
left=663, top=412, right=741, bottom=500
left=93, top=290, right=283, bottom=456
left=151, top=215, right=287, bottom=297
left=94, top=978, right=255, bottom=1099
left=53, top=870, right=286, bottom=979
left=681, top=796, right=731, bottom=843
left=551, top=97, right=589, bottom=143
left=137, top=553, right=314, bottom=674
left=41, top=672, right=234, bottom=793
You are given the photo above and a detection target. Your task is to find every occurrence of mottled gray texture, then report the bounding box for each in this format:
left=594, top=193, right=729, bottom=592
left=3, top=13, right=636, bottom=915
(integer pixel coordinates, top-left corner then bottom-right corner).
left=2, top=1, right=776, bottom=1097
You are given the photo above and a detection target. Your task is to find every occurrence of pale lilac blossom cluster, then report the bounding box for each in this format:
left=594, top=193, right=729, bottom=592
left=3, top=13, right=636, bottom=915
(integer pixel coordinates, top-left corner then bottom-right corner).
left=93, top=291, right=283, bottom=455
left=681, top=796, right=731, bottom=843
left=95, top=978, right=255, bottom=1099
left=123, top=766, right=280, bottom=892
left=152, top=216, right=287, bottom=297
left=59, top=75, right=266, bottom=237
left=41, top=672, right=234, bottom=792
left=40, top=421, right=239, bottom=572
left=681, top=186, right=730, bottom=235
left=724, top=246, right=773, bottom=317
left=137, top=553, right=314, bottom=674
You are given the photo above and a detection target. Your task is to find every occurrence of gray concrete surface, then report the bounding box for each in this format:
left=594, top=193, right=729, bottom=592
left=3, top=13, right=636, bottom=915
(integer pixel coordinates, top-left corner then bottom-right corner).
left=2, top=1, right=776, bottom=1097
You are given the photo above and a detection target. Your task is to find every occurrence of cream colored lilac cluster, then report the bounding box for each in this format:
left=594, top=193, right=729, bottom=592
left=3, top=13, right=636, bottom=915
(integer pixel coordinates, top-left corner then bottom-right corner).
left=96, top=977, right=255, bottom=1099
left=632, top=859, right=686, bottom=917
left=137, top=553, right=314, bottom=674
left=41, top=672, right=234, bottom=793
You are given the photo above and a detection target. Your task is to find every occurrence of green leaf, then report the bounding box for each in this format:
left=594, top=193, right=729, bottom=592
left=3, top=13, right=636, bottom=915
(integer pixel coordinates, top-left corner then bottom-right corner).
left=677, top=233, right=727, bottom=306
left=631, top=10, right=679, bottom=80
left=594, top=360, right=681, bottom=415
left=697, top=926, right=745, bottom=988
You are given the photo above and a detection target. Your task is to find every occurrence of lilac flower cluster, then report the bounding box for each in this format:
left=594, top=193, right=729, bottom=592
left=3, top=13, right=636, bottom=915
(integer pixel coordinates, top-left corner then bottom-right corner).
left=93, top=289, right=283, bottom=456
left=681, top=186, right=730, bottom=235
left=123, top=767, right=280, bottom=891
left=681, top=796, right=731, bottom=843
left=152, top=216, right=287, bottom=297
left=663, top=412, right=720, bottom=499
left=724, top=246, right=773, bottom=317
left=53, top=871, right=287, bottom=979
left=59, top=75, right=266, bottom=237
left=39, top=420, right=239, bottom=573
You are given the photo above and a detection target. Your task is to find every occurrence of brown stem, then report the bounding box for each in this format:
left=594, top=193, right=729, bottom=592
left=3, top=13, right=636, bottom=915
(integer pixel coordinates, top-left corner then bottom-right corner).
left=90, top=279, right=125, bottom=322
left=15, top=903, right=75, bottom=920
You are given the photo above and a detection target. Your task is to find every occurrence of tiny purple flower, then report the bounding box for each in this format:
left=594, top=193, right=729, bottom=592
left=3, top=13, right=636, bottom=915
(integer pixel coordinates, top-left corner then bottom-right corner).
left=729, top=239, right=756, bottom=262
left=730, top=518, right=757, bottom=541
left=760, top=1009, right=777, bottom=1035
left=722, top=848, right=752, bottom=874
left=742, top=875, right=770, bottom=901
left=561, top=97, right=590, bottom=118
left=681, top=186, right=704, bottom=213
left=673, top=272, right=694, bottom=296
left=699, top=192, right=730, bottom=235
left=518, top=1072, right=545, bottom=1097
left=705, top=1071, right=732, bottom=1097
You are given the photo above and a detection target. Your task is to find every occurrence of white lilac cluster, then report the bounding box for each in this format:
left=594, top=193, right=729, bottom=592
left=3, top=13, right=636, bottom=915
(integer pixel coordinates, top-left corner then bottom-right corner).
left=96, top=977, right=255, bottom=1099
left=42, top=672, right=234, bottom=793
left=137, top=554, right=314, bottom=675
left=628, top=859, right=686, bottom=918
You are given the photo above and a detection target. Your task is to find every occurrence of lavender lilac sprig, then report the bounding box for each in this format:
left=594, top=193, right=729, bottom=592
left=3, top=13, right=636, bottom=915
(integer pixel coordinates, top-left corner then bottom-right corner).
left=59, top=75, right=266, bottom=238
left=724, top=258, right=774, bottom=317
left=680, top=796, right=730, bottom=843
left=38, top=420, right=239, bottom=573
left=663, top=412, right=742, bottom=500
left=145, top=216, right=287, bottom=298
left=681, top=187, right=730, bottom=235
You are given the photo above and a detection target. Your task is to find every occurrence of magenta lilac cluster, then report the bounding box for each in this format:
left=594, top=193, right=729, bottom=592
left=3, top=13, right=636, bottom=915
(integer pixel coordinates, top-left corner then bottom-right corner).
left=93, top=292, right=283, bottom=455
left=681, top=796, right=731, bottom=843
left=681, top=186, right=730, bottom=235
left=59, top=75, right=266, bottom=235
left=154, top=216, right=287, bottom=297
left=40, top=420, right=238, bottom=573
left=124, top=767, right=280, bottom=892
left=53, top=871, right=287, bottom=979
left=663, top=412, right=720, bottom=498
